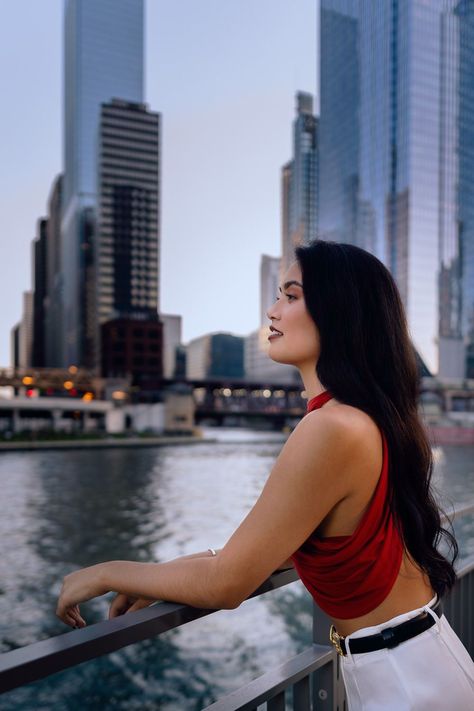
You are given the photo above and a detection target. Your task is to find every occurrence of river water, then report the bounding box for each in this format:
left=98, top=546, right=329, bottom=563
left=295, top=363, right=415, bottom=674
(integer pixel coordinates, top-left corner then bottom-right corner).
left=0, top=429, right=473, bottom=710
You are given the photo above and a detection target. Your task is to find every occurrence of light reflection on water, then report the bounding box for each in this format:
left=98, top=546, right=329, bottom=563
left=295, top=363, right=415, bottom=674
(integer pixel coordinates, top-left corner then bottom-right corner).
left=0, top=433, right=473, bottom=710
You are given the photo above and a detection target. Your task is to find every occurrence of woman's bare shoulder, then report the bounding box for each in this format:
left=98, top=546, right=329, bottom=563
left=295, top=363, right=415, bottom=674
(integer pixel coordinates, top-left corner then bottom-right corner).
left=300, top=400, right=383, bottom=485
left=303, top=398, right=381, bottom=442
left=284, top=400, right=379, bottom=484
left=295, top=401, right=385, bottom=537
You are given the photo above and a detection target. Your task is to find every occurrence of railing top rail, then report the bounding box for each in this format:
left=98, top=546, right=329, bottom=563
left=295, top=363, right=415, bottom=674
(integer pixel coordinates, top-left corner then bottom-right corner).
left=455, top=555, right=474, bottom=577
left=443, top=500, right=474, bottom=521
left=0, top=568, right=297, bottom=694
left=202, top=645, right=334, bottom=711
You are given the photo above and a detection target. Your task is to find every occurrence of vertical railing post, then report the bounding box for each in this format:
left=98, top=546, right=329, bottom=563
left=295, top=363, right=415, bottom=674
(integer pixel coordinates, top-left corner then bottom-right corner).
left=443, top=559, right=474, bottom=659
left=311, top=601, right=343, bottom=710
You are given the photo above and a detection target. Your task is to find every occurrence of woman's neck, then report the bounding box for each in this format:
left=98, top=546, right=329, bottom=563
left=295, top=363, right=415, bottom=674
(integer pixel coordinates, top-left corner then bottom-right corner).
left=298, top=363, right=325, bottom=401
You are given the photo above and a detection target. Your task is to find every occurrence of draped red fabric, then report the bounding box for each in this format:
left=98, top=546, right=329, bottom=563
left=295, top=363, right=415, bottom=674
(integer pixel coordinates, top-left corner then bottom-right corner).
left=290, top=390, right=404, bottom=619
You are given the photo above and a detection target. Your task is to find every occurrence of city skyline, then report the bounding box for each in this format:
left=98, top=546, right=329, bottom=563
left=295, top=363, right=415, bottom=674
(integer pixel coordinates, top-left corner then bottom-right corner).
left=0, top=0, right=317, bottom=367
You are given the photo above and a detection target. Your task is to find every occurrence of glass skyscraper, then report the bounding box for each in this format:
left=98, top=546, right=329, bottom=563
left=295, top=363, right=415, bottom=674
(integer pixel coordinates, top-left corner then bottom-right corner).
left=62, top=0, right=144, bottom=367
left=319, top=0, right=474, bottom=377
left=281, top=92, right=318, bottom=276
left=455, top=1, right=474, bottom=377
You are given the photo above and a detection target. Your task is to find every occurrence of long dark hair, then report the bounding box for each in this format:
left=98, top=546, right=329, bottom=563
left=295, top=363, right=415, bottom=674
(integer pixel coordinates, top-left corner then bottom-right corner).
left=295, top=239, right=458, bottom=597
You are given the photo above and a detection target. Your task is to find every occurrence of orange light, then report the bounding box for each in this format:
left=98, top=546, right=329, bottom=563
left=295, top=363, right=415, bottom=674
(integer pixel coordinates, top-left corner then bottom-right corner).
left=68, top=365, right=78, bottom=374
left=63, top=380, right=74, bottom=390
left=22, top=376, right=34, bottom=385
left=82, top=392, right=94, bottom=402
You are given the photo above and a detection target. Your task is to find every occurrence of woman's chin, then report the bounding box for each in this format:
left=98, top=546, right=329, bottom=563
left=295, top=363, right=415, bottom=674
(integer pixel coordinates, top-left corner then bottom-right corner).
left=267, top=348, right=294, bottom=366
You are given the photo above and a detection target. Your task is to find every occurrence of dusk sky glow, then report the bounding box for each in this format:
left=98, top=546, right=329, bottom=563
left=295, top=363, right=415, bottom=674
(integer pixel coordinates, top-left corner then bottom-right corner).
left=0, top=0, right=317, bottom=366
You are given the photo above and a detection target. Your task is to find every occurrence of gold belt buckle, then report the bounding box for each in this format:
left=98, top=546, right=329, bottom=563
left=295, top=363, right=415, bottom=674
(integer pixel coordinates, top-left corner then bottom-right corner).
left=329, top=624, right=345, bottom=657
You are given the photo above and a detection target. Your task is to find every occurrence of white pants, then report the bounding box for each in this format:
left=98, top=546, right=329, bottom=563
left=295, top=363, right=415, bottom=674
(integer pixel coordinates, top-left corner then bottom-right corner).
left=340, top=595, right=474, bottom=710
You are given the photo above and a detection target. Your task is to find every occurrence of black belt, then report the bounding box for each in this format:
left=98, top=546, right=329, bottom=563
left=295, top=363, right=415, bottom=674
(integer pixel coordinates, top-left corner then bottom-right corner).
left=329, top=598, right=443, bottom=657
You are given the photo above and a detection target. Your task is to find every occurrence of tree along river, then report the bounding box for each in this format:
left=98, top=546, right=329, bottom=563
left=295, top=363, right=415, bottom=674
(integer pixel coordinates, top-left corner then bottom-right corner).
left=0, top=427, right=473, bottom=710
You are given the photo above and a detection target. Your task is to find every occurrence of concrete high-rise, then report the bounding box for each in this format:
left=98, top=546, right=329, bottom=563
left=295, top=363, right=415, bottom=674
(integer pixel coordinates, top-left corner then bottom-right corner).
left=94, top=98, right=161, bottom=379
left=318, top=0, right=474, bottom=378
left=161, top=314, right=182, bottom=379
left=44, top=175, right=64, bottom=368
left=62, top=0, right=144, bottom=367
left=260, top=255, right=280, bottom=327
left=281, top=92, right=318, bottom=276
left=19, top=291, right=34, bottom=369
left=32, top=219, right=47, bottom=367
left=96, top=100, right=160, bottom=328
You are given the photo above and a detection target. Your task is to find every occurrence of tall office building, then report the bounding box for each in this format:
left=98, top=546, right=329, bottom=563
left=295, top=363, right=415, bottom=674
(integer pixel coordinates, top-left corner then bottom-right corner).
left=44, top=175, right=64, bottom=367
left=319, top=0, right=474, bottom=377
left=281, top=92, right=318, bottom=276
left=186, top=333, right=245, bottom=380
left=318, top=2, right=359, bottom=247
left=281, top=161, right=293, bottom=273
left=95, top=99, right=161, bottom=385
left=19, top=292, right=34, bottom=369
left=161, top=314, right=182, bottom=378
left=32, top=219, right=47, bottom=367
left=260, top=255, right=281, bottom=327
left=62, top=0, right=144, bottom=367
left=10, top=323, right=20, bottom=369
left=96, top=100, right=160, bottom=329
left=444, top=0, right=474, bottom=378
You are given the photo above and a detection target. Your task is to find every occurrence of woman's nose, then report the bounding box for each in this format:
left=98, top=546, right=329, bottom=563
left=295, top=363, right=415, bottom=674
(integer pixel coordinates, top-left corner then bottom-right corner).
left=266, top=300, right=280, bottom=322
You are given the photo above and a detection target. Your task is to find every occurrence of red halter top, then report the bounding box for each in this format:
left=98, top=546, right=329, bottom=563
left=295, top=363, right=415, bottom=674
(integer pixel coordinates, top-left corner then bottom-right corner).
left=290, top=390, right=404, bottom=619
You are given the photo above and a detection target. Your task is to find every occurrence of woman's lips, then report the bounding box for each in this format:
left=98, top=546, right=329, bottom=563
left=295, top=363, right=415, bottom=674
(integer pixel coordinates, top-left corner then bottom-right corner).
left=268, top=332, right=283, bottom=341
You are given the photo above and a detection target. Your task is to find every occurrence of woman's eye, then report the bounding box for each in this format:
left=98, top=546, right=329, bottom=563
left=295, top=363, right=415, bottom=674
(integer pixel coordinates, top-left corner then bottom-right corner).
left=285, top=293, right=296, bottom=301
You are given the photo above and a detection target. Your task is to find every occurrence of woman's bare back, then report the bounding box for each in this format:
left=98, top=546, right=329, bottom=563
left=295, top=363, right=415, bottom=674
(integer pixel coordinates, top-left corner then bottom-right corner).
left=315, top=399, right=434, bottom=636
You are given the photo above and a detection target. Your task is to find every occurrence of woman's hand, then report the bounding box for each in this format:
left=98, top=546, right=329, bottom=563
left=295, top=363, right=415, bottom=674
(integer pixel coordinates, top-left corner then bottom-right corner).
left=108, top=593, right=157, bottom=619
left=56, top=553, right=224, bottom=628
left=56, top=564, right=109, bottom=628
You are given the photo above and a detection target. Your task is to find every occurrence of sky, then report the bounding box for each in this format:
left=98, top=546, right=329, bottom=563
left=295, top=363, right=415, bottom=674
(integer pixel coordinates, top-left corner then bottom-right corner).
left=0, top=0, right=317, bottom=366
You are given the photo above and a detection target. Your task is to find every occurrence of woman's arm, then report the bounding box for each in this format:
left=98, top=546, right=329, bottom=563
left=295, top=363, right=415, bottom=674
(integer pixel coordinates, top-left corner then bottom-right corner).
left=174, top=549, right=293, bottom=570
left=56, top=410, right=358, bottom=628
left=104, top=549, right=293, bottom=621
left=277, top=558, right=295, bottom=571
left=58, top=549, right=295, bottom=626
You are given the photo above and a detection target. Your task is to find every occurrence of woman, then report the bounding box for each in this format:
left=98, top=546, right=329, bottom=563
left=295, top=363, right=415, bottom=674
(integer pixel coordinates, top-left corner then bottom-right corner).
left=57, top=240, right=474, bottom=709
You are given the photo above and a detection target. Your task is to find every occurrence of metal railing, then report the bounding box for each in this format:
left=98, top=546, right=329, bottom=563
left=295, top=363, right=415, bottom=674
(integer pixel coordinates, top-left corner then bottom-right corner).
left=1, top=507, right=473, bottom=709
left=0, top=570, right=297, bottom=695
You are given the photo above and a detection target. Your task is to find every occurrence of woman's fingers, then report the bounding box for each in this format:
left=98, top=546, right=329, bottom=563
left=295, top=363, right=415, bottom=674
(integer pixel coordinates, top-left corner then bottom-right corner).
left=61, top=590, right=154, bottom=625
left=126, top=598, right=154, bottom=613
left=57, top=597, right=86, bottom=628
left=71, top=605, right=86, bottom=628
left=64, top=593, right=155, bottom=626
left=109, top=593, right=136, bottom=619
left=65, top=610, right=78, bottom=628
left=62, top=606, right=83, bottom=628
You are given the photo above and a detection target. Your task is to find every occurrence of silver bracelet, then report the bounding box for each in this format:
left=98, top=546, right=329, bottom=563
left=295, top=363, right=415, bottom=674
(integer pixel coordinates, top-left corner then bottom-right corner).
left=208, top=547, right=217, bottom=557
